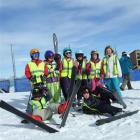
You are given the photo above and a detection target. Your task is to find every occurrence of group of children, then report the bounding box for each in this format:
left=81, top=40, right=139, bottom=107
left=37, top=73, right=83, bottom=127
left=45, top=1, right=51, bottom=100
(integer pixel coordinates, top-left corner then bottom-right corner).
left=24, top=45, right=127, bottom=122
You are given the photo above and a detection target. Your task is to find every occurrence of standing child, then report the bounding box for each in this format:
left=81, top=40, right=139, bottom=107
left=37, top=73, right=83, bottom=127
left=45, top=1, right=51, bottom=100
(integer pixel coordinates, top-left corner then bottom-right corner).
left=44, top=50, right=61, bottom=103
left=60, top=47, right=74, bottom=100
left=86, top=50, right=103, bottom=91
left=74, top=50, right=88, bottom=106
left=102, top=46, right=127, bottom=108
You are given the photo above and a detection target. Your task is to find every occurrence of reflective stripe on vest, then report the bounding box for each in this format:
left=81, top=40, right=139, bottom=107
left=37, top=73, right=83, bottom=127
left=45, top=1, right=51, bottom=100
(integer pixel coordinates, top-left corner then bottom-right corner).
left=28, top=61, right=45, bottom=83
left=31, top=97, right=49, bottom=110
left=75, top=61, right=87, bottom=80
left=88, top=61, right=102, bottom=79
left=103, top=55, right=119, bottom=76
left=61, top=58, right=73, bottom=78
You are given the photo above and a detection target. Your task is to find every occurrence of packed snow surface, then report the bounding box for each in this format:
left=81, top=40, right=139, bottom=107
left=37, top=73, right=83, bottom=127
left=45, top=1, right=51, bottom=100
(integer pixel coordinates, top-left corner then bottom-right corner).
left=0, top=81, right=140, bottom=140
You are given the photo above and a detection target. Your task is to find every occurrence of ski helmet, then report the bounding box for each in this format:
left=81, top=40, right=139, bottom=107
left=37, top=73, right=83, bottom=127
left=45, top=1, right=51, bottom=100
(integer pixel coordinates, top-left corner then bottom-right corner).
left=54, top=53, right=61, bottom=61
left=30, top=48, right=40, bottom=59
left=32, top=87, right=42, bottom=98
left=63, top=47, right=72, bottom=56
left=44, top=50, right=55, bottom=59
left=75, top=50, right=84, bottom=59
left=91, top=50, right=99, bottom=58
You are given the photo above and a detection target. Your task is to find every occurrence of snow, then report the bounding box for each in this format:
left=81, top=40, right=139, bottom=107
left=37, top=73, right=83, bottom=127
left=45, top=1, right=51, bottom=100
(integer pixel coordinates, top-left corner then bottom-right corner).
left=0, top=81, right=140, bottom=140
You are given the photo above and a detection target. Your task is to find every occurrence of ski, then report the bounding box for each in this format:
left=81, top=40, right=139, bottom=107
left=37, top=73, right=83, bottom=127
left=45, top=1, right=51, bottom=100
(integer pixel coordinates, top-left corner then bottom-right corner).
left=0, top=100, right=58, bottom=133
left=53, top=33, right=58, bottom=54
left=60, top=79, right=81, bottom=128
left=96, top=110, right=139, bottom=126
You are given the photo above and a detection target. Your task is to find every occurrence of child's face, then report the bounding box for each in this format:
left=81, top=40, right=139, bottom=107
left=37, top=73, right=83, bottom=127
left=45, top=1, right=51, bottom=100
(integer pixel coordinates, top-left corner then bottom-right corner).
left=34, top=97, right=41, bottom=100
left=83, top=92, right=90, bottom=99
left=106, top=48, right=112, bottom=56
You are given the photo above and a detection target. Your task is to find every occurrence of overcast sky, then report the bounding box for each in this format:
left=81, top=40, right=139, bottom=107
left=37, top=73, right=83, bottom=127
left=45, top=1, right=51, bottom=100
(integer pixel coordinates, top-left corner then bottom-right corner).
left=0, top=0, right=140, bottom=78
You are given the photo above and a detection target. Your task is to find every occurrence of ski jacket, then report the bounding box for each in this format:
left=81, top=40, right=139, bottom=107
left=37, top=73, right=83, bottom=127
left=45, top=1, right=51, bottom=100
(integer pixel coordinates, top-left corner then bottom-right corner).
left=119, top=56, right=133, bottom=74
left=60, top=58, right=74, bottom=78
left=102, top=55, right=122, bottom=78
left=25, top=60, right=48, bottom=83
left=87, top=60, right=102, bottom=79
left=74, top=60, right=87, bottom=80
left=30, top=97, right=50, bottom=110
left=82, top=94, right=101, bottom=114
left=44, top=62, right=59, bottom=83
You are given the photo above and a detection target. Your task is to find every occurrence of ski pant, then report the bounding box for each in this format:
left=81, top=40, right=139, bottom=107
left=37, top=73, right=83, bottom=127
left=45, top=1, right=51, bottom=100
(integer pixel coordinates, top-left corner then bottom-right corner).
left=89, top=78, right=103, bottom=91
left=120, top=74, right=132, bottom=90
left=46, top=82, right=61, bottom=103
left=60, top=77, right=71, bottom=100
left=95, top=86, right=116, bottom=103
left=32, top=103, right=59, bottom=121
left=96, top=102, right=122, bottom=116
left=104, top=78, right=122, bottom=97
left=77, top=79, right=88, bottom=100
left=83, top=102, right=122, bottom=116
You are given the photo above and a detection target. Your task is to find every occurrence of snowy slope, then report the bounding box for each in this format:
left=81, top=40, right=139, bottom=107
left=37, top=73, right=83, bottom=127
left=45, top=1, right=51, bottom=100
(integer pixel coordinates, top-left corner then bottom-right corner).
left=0, top=81, right=140, bottom=140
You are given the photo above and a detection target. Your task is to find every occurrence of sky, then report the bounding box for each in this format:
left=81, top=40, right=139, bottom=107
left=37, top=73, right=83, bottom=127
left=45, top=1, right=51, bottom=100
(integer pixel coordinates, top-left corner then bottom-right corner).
left=0, top=0, right=140, bottom=78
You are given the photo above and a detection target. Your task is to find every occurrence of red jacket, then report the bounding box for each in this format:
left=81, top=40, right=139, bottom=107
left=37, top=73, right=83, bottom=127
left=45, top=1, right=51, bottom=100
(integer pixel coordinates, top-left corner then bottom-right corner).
left=25, top=59, right=48, bottom=79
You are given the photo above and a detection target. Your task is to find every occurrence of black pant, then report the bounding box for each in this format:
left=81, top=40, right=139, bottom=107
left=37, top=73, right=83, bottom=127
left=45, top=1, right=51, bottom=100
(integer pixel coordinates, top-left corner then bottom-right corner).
left=77, top=79, right=88, bottom=100
left=60, top=77, right=71, bottom=100
left=97, top=101, right=122, bottom=116
left=95, top=86, right=116, bottom=103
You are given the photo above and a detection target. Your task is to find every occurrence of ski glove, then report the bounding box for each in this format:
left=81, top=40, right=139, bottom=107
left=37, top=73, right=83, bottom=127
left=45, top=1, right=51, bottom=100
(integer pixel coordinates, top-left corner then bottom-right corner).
left=58, top=101, right=69, bottom=114
left=30, top=76, right=36, bottom=83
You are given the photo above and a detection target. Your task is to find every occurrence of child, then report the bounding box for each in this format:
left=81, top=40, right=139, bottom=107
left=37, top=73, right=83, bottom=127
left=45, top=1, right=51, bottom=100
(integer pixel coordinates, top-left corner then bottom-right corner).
left=86, top=50, right=103, bottom=91
left=29, top=87, right=68, bottom=121
left=82, top=87, right=122, bottom=116
left=102, top=46, right=127, bottom=109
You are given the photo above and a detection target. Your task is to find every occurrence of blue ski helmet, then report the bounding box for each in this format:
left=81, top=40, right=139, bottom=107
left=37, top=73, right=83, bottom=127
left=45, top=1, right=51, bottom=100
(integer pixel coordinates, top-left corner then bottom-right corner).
left=63, top=47, right=72, bottom=56
left=44, top=50, right=55, bottom=59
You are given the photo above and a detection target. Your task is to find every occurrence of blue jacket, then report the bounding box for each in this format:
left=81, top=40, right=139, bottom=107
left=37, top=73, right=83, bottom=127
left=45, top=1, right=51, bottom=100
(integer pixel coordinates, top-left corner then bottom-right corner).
left=119, top=56, right=133, bottom=74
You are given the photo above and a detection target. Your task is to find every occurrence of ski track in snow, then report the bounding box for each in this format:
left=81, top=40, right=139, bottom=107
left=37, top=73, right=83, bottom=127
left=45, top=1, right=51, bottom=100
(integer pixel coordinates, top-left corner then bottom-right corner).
left=0, top=81, right=140, bottom=140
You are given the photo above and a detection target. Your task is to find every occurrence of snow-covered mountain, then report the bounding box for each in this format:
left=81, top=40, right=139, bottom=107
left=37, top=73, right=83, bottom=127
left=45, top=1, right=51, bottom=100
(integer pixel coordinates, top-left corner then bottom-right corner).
left=0, top=81, right=140, bottom=140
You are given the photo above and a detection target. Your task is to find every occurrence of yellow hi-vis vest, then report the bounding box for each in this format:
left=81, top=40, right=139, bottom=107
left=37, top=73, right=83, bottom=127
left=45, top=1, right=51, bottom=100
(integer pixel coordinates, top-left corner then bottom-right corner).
left=88, top=60, right=102, bottom=79
left=75, top=60, right=87, bottom=80
left=103, top=55, right=119, bottom=77
left=60, top=58, right=73, bottom=78
left=28, top=61, right=45, bottom=83
left=45, top=63, right=59, bottom=83
left=31, top=97, right=49, bottom=110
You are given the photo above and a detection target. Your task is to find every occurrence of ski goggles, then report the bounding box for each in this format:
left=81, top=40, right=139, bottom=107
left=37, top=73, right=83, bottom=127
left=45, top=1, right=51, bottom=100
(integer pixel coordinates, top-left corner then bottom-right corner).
left=31, top=52, right=40, bottom=59
left=65, top=51, right=71, bottom=55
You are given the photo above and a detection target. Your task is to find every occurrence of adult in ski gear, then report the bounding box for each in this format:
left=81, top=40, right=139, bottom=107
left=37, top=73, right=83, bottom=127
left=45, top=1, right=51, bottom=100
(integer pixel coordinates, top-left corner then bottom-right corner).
left=74, top=50, right=88, bottom=106
left=120, top=51, right=133, bottom=90
left=86, top=50, right=103, bottom=91
left=101, top=46, right=127, bottom=109
left=29, top=86, right=68, bottom=121
left=44, top=50, right=61, bottom=103
left=25, top=48, right=48, bottom=86
left=82, top=87, right=122, bottom=116
left=60, top=47, right=74, bottom=100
